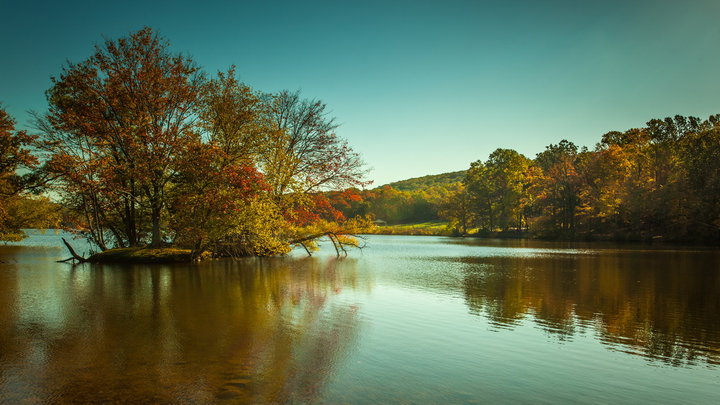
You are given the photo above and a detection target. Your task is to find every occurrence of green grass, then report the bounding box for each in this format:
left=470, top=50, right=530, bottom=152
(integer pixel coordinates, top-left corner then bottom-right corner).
left=89, top=247, right=193, bottom=263
left=373, top=221, right=452, bottom=236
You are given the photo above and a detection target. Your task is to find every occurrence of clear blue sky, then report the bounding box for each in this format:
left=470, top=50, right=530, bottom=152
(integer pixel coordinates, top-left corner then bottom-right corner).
left=2, top=0, right=719, bottom=186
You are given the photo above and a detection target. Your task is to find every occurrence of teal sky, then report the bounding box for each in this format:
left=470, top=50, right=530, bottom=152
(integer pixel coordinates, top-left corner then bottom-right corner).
left=1, top=0, right=719, bottom=186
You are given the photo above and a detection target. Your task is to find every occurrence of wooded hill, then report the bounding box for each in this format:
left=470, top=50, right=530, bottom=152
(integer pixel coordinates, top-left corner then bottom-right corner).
left=386, top=170, right=466, bottom=191
left=323, top=171, right=463, bottom=225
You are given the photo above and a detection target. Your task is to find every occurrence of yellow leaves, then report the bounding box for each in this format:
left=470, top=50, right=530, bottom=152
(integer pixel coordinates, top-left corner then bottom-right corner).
left=0, top=196, right=62, bottom=241
left=335, top=234, right=360, bottom=248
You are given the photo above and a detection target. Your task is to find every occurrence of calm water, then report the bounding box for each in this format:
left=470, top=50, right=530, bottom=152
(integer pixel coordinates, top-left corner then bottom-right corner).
left=1, top=232, right=719, bottom=404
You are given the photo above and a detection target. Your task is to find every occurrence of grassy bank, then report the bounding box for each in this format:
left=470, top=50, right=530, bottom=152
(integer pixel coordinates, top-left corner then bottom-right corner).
left=372, top=221, right=452, bottom=236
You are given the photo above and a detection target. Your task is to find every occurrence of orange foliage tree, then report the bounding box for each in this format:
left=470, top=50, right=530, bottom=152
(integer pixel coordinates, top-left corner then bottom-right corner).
left=38, top=27, right=204, bottom=249
left=34, top=28, right=370, bottom=256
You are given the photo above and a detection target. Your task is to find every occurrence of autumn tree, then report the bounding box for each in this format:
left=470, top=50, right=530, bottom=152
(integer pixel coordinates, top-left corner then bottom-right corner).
left=464, top=160, right=493, bottom=230
left=165, top=67, right=290, bottom=257
left=439, top=183, right=474, bottom=235
left=484, top=149, right=531, bottom=231
left=200, top=67, right=267, bottom=165
left=0, top=107, right=36, bottom=198
left=589, top=116, right=708, bottom=240
left=38, top=27, right=205, bottom=248
left=572, top=139, right=629, bottom=236
left=262, top=90, right=368, bottom=196
left=326, top=188, right=368, bottom=219
left=640, top=116, right=701, bottom=238
left=32, top=28, right=371, bottom=257
left=534, top=140, right=582, bottom=236
left=679, top=116, right=720, bottom=240
left=259, top=90, right=371, bottom=250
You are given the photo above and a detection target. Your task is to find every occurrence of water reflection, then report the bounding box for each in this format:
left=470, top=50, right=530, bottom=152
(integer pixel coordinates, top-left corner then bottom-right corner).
left=0, top=256, right=363, bottom=403
left=2, top=235, right=720, bottom=403
left=460, top=251, right=720, bottom=366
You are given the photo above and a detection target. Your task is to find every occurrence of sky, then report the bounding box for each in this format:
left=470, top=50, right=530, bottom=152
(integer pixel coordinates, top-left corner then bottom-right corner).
left=1, top=0, right=719, bottom=186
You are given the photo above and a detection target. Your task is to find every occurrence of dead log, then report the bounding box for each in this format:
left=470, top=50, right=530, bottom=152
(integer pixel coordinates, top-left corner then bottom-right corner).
left=57, top=237, right=88, bottom=263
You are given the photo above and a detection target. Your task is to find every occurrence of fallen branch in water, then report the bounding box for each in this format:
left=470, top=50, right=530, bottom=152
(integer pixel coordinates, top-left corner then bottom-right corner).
left=57, top=237, right=88, bottom=263
left=289, top=232, right=366, bottom=257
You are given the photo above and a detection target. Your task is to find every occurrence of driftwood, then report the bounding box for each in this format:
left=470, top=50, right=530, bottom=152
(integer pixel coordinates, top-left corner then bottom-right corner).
left=57, top=237, right=88, bottom=263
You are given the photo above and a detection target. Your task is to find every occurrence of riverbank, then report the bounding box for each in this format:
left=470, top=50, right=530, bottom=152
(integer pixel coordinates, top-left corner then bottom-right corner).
left=369, top=222, right=719, bottom=245
left=372, top=221, right=454, bottom=236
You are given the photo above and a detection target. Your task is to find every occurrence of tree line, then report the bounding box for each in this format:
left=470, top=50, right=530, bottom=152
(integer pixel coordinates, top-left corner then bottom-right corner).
left=323, top=114, right=720, bottom=243
left=446, top=114, right=720, bottom=242
left=1, top=27, right=372, bottom=256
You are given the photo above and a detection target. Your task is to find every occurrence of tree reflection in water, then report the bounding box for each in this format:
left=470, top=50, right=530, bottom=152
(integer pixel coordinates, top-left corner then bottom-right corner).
left=3, top=237, right=720, bottom=403
left=0, top=255, right=362, bottom=404
left=461, top=251, right=720, bottom=366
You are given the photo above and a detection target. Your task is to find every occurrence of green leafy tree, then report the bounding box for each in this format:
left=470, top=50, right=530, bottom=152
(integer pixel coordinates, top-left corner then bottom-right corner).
left=439, top=183, right=473, bottom=234
left=463, top=149, right=531, bottom=232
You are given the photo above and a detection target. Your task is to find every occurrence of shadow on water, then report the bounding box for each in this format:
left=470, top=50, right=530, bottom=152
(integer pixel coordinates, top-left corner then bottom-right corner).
left=459, top=250, right=720, bottom=366
left=0, top=252, right=364, bottom=404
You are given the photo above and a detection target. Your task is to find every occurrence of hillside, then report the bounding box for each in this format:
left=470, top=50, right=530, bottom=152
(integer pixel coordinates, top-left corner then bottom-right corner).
left=384, top=170, right=466, bottom=191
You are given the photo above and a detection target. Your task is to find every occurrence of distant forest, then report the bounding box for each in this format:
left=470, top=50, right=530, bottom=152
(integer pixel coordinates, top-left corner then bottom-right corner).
left=327, top=114, right=720, bottom=243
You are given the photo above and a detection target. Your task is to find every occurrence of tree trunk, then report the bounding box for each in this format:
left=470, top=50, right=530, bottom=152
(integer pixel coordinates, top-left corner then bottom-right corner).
left=151, top=202, right=162, bottom=247
left=126, top=178, right=139, bottom=246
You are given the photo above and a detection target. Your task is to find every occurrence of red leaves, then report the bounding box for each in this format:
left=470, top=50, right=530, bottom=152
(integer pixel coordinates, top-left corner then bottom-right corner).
left=289, top=193, right=346, bottom=226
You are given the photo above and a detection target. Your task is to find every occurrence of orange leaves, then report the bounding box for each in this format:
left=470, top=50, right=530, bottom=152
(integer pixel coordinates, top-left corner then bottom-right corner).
left=287, top=193, right=346, bottom=227
left=0, top=108, right=38, bottom=176
left=38, top=27, right=207, bottom=247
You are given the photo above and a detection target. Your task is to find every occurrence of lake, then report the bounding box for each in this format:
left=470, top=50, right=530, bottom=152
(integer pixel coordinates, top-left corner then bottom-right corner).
left=1, top=232, right=719, bottom=404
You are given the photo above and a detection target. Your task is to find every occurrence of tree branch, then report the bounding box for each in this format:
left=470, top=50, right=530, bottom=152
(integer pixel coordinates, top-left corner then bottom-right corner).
left=57, top=237, right=88, bottom=263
